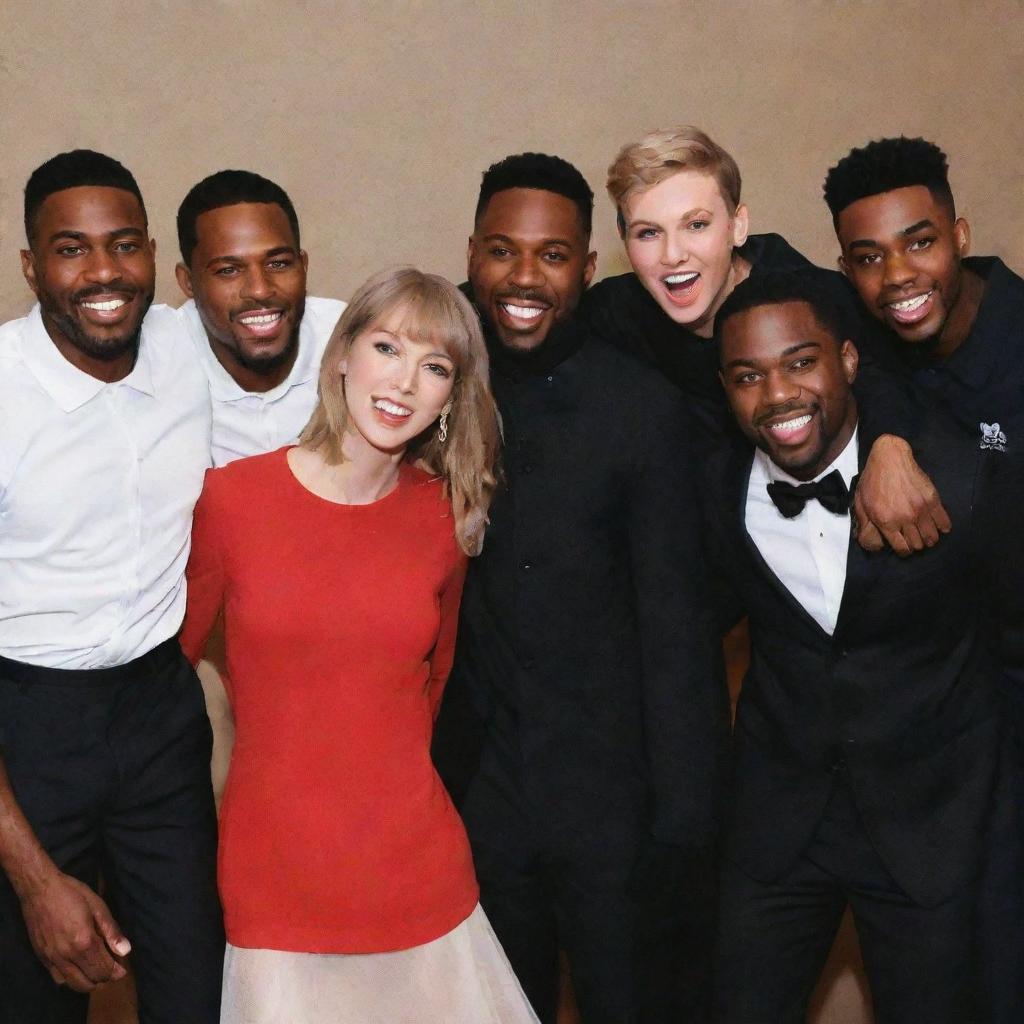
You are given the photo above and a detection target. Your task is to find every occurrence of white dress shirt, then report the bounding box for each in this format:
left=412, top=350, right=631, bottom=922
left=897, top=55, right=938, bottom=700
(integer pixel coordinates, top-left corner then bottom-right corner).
left=0, top=304, right=212, bottom=669
left=179, top=296, right=346, bottom=467
left=745, top=430, right=859, bottom=635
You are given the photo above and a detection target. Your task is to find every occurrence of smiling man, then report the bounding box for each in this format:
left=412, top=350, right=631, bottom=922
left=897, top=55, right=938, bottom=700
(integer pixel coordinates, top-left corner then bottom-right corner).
left=176, top=170, right=345, bottom=467
left=825, top=136, right=1024, bottom=439
left=0, top=150, right=221, bottom=1022
left=435, top=152, right=728, bottom=1023
left=707, top=270, right=1023, bottom=1024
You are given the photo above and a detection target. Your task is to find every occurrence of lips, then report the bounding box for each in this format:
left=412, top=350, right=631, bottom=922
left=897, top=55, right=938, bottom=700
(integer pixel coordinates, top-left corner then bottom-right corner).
left=884, top=290, right=935, bottom=326
left=234, top=308, right=286, bottom=338
left=372, top=397, right=413, bottom=426
left=75, top=291, right=136, bottom=325
left=760, top=409, right=816, bottom=447
left=660, top=270, right=702, bottom=308
left=496, top=299, right=550, bottom=330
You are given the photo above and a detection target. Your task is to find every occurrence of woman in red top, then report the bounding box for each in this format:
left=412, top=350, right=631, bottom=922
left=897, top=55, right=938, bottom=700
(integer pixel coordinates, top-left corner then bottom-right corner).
left=181, top=268, right=537, bottom=1023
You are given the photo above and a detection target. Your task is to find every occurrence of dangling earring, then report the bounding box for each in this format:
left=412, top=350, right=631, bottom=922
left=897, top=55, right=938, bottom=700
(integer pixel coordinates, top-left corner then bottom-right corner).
left=438, top=403, right=452, bottom=443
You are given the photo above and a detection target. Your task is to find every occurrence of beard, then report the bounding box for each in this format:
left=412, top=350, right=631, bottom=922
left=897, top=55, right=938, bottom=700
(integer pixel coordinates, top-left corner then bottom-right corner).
left=231, top=322, right=301, bottom=376
left=41, top=289, right=154, bottom=364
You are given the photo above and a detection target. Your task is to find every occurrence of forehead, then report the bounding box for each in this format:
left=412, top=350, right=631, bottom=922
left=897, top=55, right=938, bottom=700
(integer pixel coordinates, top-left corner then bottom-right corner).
left=33, top=185, right=145, bottom=239
left=192, top=202, right=297, bottom=257
left=721, top=301, right=834, bottom=362
left=626, top=168, right=730, bottom=222
left=477, top=187, right=586, bottom=244
left=837, top=184, right=950, bottom=244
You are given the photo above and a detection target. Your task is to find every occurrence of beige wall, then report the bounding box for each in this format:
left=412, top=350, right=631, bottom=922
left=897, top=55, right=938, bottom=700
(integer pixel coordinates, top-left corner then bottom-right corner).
left=5, top=3, right=1021, bottom=1022
left=2, top=0, right=1022, bottom=325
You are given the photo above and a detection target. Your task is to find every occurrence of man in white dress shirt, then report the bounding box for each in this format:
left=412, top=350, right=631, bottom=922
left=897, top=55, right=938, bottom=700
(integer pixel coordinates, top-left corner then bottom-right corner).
left=0, top=150, right=223, bottom=1023
left=174, top=169, right=345, bottom=468
left=704, top=270, right=1022, bottom=1023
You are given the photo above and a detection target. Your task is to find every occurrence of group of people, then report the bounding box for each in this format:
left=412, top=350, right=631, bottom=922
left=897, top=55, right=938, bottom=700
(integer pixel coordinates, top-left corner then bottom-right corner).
left=0, top=126, right=1020, bottom=1024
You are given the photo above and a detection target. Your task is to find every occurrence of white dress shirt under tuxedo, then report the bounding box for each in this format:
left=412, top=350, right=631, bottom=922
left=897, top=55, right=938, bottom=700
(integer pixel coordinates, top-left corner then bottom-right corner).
left=179, top=296, right=346, bottom=468
left=745, top=430, right=859, bottom=635
left=0, top=304, right=212, bottom=668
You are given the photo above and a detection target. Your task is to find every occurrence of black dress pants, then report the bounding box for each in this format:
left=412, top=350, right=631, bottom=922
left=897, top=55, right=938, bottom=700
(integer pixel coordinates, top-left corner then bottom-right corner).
left=714, top=782, right=977, bottom=1024
left=462, top=762, right=715, bottom=1024
left=0, top=640, right=224, bottom=1024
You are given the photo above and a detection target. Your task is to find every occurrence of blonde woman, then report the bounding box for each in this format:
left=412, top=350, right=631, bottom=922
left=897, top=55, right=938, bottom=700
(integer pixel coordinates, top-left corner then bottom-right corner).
left=181, top=267, right=537, bottom=1023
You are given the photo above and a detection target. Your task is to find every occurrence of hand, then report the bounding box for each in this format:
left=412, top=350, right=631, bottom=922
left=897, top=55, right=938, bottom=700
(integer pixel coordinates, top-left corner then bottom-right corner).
left=854, top=435, right=951, bottom=556
left=19, top=870, right=130, bottom=992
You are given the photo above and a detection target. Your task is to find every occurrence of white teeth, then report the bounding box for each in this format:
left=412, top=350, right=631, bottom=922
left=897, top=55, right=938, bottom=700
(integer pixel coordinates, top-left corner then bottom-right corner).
left=767, top=413, right=811, bottom=434
left=81, top=298, right=126, bottom=311
left=500, top=303, right=545, bottom=320
left=238, top=311, right=282, bottom=325
left=664, top=272, right=699, bottom=285
left=374, top=399, right=411, bottom=417
left=888, top=292, right=931, bottom=312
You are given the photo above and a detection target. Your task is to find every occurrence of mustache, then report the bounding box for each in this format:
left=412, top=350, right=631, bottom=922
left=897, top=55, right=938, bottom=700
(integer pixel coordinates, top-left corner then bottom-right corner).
left=71, top=284, right=137, bottom=303
left=754, top=401, right=817, bottom=428
left=496, top=288, right=550, bottom=305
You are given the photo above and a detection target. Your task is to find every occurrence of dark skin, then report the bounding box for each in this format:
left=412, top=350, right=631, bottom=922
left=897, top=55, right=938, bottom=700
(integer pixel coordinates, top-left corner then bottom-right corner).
left=6, top=185, right=146, bottom=991
left=176, top=201, right=308, bottom=393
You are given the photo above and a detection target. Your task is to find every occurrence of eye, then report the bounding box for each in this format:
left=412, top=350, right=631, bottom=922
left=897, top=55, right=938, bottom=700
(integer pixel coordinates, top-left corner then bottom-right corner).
left=57, top=245, right=85, bottom=257
left=854, top=252, right=882, bottom=267
left=373, top=340, right=397, bottom=355
left=542, top=251, right=568, bottom=262
left=734, top=371, right=761, bottom=385
left=214, top=265, right=240, bottom=277
left=488, top=246, right=512, bottom=258
left=908, top=237, right=934, bottom=252
left=790, top=357, right=816, bottom=371
left=112, top=241, right=140, bottom=254
left=633, top=227, right=658, bottom=241
left=425, top=362, right=452, bottom=378
left=267, top=258, right=293, bottom=270
left=688, top=219, right=709, bottom=231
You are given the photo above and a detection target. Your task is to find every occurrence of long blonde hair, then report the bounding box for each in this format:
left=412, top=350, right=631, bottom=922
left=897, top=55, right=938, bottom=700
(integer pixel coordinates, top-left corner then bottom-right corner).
left=301, top=266, right=500, bottom=555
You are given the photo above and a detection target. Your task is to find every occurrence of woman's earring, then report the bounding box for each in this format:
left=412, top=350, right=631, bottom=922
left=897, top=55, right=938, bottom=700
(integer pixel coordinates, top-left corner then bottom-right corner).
left=438, top=403, right=452, bottom=443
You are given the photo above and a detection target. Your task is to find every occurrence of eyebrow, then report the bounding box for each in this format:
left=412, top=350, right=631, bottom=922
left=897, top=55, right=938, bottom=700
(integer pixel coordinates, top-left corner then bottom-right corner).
left=482, top=232, right=574, bottom=248
left=723, top=340, right=821, bottom=370
left=371, top=328, right=454, bottom=362
left=628, top=206, right=712, bottom=229
left=205, top=245, right=297, bottom=267
left=847, top=218, right=935, bottom=250
left=48, top=226, right=145, bottom=245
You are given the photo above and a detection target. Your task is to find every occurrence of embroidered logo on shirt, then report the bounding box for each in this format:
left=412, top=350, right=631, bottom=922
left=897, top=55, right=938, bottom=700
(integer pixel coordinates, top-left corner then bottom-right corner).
left=979, top=422, right=1007, bottom=452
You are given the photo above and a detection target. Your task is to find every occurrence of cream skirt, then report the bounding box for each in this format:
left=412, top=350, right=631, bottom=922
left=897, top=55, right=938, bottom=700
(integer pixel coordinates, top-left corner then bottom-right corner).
left=220, top=903, right=539, bottom=1024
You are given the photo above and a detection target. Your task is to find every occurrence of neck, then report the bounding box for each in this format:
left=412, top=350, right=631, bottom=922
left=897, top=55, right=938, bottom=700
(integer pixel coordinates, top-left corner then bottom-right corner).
left=293, top=431, right=405, bottom=505
left=693, top=251, right=751, bottom=339
left=42, top=314, right=137, bottom=384
left=209, top=336, right=297, bottom=393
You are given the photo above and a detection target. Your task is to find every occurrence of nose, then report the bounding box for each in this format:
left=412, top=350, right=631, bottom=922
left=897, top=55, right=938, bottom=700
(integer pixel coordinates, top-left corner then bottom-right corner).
left=240, top=266, right=274, bottom=302
left=392, top=356, right=417, bottom=395
left=508, top=253, right=544, bottom=289
left=763, top=367, right=800, bottom=407
left=83, top=247, right=121, bottom=285
left=882, top=251, right=915, bottom=289
left=659, top=229, right=688, bottom=267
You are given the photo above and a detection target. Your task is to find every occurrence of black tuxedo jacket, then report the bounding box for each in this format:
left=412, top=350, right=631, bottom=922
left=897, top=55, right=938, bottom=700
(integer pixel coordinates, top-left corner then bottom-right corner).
left=704, top=417, right=1024, bottom=907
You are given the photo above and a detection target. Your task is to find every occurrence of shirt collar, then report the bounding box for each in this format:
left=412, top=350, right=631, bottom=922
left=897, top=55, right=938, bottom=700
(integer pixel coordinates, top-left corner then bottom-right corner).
left=181, top=298, right=316, bottom=403
left=755, top=425, right=859, bottom=489
left=20, top=303, right=155, bottom=412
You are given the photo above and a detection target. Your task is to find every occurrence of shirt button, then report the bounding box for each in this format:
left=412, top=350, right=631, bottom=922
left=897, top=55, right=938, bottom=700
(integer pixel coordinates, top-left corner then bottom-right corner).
left=521, top=464, right=533, bottom=474
left=520, top=561, right=532, bottom=571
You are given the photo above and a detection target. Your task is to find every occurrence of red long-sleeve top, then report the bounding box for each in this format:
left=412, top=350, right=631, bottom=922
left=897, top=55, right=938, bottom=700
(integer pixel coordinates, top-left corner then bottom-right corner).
left=181, top=447, right=476, bottom=952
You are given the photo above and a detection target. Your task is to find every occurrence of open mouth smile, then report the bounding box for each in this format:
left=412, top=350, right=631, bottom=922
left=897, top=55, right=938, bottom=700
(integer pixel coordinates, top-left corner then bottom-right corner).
left=884, top=290, right=934, bottom=325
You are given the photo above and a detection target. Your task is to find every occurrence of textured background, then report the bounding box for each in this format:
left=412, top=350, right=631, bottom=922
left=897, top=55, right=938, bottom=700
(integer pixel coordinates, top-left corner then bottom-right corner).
left=2, top=2, right=1020, bottom=1021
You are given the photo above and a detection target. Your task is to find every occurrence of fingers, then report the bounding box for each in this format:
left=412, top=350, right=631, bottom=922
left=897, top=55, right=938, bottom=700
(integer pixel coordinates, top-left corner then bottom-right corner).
left=855, top=520, right=885, bottom=553
left=92, top=901, right=131, bottom=958
left=882, top=526, right=912, bottom=558
left=929, top=495, right=953, bottom=535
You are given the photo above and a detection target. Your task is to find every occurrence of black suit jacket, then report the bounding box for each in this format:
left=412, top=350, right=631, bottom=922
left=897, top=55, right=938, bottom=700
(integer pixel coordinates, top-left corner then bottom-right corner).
left=434, top=317, right=730, bottom=857
left=704, top=416, right=1024, bottom=906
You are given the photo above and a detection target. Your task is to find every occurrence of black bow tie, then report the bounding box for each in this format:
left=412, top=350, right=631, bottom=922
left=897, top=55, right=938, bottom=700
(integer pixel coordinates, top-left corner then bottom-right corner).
left=767, top=469, right=851, bottom=519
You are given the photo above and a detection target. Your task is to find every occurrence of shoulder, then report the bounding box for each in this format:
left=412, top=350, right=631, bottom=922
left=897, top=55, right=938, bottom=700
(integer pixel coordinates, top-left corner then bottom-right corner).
left=579, top=334, right=683, bottom=409
left=743, top=232, right=814, bottom=272
left=202, top=446, right=291, bottom=502
left=303, top=297, right=347, bottom=338
left=142, top=303, right=209, bottom=391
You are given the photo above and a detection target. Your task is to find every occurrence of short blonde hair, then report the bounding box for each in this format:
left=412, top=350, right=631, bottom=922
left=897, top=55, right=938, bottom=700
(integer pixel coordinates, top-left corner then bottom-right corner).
left=606, top=126, right=742, bottom=231
left=301, top=266, right=500, bottom=556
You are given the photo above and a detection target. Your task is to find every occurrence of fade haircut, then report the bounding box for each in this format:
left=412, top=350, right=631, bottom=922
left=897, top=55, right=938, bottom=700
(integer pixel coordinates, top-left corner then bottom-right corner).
left=475, top=153, right=593, bottom=236
left=607, top=126, right=742, bottom=234
left=24, top=150, right=146, bottom=243
left=823, top=137, right=955, bottom=223
left=177, top=169, right=301, bottom=265
left=716, top=270, right=844, bottom=360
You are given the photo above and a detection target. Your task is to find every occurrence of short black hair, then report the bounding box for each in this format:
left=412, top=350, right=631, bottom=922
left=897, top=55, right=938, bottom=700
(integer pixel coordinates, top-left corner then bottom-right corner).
left=24, top=149, right=146, bottom=243
left=475, top=152, right=593, bottom=236
left=823, top=136, right=954, bottom=222
left=717, top=270, right=845, bottom=360
left=177, top=169, right=301, bottom=265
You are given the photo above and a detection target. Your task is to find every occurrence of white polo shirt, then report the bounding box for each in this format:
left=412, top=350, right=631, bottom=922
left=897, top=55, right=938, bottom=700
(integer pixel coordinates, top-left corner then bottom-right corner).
left=179, top=296, right=346, bottom=467
left=0, top=304, right=212, bottom=669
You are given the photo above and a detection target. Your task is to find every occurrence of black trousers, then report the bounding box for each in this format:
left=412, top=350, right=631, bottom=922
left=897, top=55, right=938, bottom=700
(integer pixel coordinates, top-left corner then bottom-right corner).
left=714, top=782, right=977, bottom=1024
left=0, top=640, right=224, bottom=1024
left=462, top=764, right=715, bottom=1024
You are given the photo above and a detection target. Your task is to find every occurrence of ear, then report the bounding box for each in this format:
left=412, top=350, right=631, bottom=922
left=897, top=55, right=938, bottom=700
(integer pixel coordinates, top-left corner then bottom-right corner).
left=840, top=339, right=859, bottom=384
left=338, top=355, right=348, bottom=376
left=582, top=249, right=597, bottom=289
left=300, top=249, right=309, bottom=275
left=175, top=262, right=194, bottom=298
left=953, top=217, right=971, bottom=258
left=731, top=203, right=750, bottom=247
left=838, top=254, right=849, bottom=279
left=466, top=234, right=476, bottom=276
left=20, top=249, right=39, bottom=297
left=149, top=237, right=157, bottom=260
